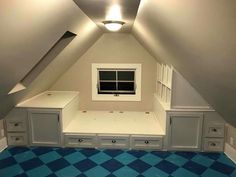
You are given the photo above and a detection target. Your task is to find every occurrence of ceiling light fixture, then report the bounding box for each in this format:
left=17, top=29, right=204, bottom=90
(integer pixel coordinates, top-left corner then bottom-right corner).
left=103, top=20, right=125, bottom=32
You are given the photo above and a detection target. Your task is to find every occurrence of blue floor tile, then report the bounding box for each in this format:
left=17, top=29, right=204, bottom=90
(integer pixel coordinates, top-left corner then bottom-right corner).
left=74, top=159, right=97, bottom=172
left=114, top=152, right=136, bottom=165
left=55, top=165, right=81, bottom=177
left=182, top=160, right=207, bottom=175
left=128, top=159, right=151, bottom=173
left=155, top=160, right=178, bottom=174
left=19, top=157, right=44, bottom=171
left=101, top=159, right=124, bottom=172
left=26, top=165, right=52, bottom=177
left=47, top=158, right=70, bottom=172
left=84, top=166, right=110, bottom=177
left=210, top=161, right=235, bottom=175
left=0, top=147, right=235, bottom=177
left=0, top=164, right=24, bottom=177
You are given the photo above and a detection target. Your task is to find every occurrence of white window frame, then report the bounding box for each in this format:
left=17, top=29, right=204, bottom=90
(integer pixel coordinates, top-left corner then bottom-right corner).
left=92, top=63, right=142, bottom=101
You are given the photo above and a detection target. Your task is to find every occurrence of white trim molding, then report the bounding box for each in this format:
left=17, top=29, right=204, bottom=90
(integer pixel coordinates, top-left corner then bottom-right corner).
left=225, top=143, right=236, bottom=164
left=0, top=137, right=7, bottom=152
left=92, top=63, right=142, bottom=101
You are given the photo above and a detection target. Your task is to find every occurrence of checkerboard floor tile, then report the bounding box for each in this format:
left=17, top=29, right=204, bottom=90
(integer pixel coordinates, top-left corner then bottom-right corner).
left=0, top=147, right=235, bottom=177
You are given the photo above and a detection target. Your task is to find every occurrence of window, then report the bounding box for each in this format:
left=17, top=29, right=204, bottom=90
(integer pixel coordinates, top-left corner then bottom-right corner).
left=98, top=69, right=135, bottom=94
left=92, top=64, right=141, bottom=101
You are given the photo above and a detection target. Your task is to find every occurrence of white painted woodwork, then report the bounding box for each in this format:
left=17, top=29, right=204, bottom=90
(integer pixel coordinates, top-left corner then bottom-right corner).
left=203, top=138, right=224, bottom=152
left=64, top=134, right=97, bottom=148
left=63, top=111, right=164, bottom=135
left=28, top=109, right=61, bottom=146
left=168, top=112, right=203, bottom=151
left=7, top=133, right=28, bottom=146
left=97, top=134, right=129, bottom=149
left=131, top=135, right=163, bottom=150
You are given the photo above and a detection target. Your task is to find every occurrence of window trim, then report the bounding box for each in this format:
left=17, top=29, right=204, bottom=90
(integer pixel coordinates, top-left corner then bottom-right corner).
left=92, top=63, right=142, bottom=101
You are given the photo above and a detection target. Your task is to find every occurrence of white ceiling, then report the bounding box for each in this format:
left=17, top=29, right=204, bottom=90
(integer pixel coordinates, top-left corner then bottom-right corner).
left=73, top=0, right=141, bottom=32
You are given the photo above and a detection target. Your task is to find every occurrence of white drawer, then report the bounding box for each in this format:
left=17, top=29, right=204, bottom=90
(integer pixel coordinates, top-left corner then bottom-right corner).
left=64, top=134, right=96, bottom=148
left=6, top=119, right=27, bottom=132
left=7, top=133, right=28, bottom=146
left=131, top=135, right=163, bottom=150
left=203, top=138, right=224, bottom=152
left=204, top=122, right=224, bottom=138
left=97, top=134, right=129, bottom=149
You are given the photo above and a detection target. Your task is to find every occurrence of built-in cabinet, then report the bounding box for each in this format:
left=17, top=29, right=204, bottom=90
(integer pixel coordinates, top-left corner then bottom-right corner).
left=5, top=108, right=28, bottom=146
left=4, top=69, right=225, bottom=152
left=28, top=109, right=61, bottom=146
left=155, top=62, right=225, bottom=152
left=167, top=112, right=203, bottom=151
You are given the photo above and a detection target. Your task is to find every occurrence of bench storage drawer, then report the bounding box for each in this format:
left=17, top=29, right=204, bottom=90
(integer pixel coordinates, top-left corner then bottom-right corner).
left=131, top=135, right=163, bottom=150
left=64, top=134, right=96, bottom=148
left=97, top=134, right=129, bottom=149
left=7, top=133, right=28, bottom=146
left=203, top=138, right=224, bottom=152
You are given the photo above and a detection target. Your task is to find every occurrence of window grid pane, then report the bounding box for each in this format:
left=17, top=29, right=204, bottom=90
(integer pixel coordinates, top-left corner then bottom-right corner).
left=98, top=69, right=136, bottom=94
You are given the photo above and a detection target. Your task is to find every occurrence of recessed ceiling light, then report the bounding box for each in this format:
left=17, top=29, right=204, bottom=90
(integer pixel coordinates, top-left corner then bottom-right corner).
left=103, top=20, right=125, bottom=32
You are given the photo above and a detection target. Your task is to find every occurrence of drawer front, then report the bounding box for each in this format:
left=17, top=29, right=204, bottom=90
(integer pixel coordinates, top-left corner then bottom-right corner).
left=203, top=138, right=224, bottom=152
left=204, top=123, right=224, bottom=138
left=6, top=119, right=27, bottom=132
left=7, top=133, right=28, bottom=146
left=65, top=134, right=96, bottom=148
left=98, top=135, right=129, bottom=149
left=131, top=136, right=163, bottom=150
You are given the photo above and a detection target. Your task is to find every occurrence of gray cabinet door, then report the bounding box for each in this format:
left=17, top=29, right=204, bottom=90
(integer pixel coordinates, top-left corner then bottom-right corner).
left=28, top=109, right=61, bottom=146
left=168, top=113, right=203, bottom=151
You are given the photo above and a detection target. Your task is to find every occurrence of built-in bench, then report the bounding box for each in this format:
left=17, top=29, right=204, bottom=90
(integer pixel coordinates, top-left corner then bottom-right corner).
left=63, top=111, right=165, bottom=149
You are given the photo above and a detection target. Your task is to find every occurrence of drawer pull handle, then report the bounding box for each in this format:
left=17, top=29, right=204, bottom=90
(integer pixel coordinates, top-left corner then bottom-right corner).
left=14, top=123, right=19, bottom=126
left=112, top=140, right=116, bottom=144
left=145, top=140, right=149, bottom=144
left=78, top=139, right=83, bottom=143
left=211, top=143, right=216, bottom=146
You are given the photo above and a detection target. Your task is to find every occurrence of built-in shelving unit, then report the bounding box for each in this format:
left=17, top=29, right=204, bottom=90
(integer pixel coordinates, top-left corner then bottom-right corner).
left=156, top=63, right=172, bottom=108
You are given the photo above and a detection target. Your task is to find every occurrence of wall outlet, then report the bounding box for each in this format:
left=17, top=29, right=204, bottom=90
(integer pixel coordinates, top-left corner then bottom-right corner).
left=230, top=137, right=234, bottom=146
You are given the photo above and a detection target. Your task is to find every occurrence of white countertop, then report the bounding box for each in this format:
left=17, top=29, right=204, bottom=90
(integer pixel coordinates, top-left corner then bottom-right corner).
left=64, top=111, right=165, bottom=135
left=16, top=91, right=79, bottom=109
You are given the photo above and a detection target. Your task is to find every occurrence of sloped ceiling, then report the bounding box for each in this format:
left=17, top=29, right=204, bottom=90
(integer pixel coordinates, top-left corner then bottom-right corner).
left=0, top=0, right=102, bottom=118
left=132, top=0, right=236, bottom=126
left=1, top=0, right=236, bottom=128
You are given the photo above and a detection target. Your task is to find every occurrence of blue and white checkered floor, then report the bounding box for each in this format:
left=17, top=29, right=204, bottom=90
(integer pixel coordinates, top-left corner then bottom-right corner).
left=0, top=147, right=236, bottom=177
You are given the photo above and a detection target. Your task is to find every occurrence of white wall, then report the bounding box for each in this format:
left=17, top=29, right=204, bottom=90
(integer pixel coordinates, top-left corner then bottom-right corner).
left=51, top=33, right=157, bottom=111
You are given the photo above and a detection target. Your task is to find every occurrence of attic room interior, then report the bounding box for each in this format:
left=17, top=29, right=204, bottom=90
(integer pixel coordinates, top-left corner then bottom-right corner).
left=0, top=0, right=236, bottom=177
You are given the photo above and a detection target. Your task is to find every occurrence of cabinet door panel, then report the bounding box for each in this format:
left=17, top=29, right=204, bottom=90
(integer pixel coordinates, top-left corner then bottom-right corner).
left=168, top=113, right=203, bottom=151
left=29, top=110, right=61, bottom=146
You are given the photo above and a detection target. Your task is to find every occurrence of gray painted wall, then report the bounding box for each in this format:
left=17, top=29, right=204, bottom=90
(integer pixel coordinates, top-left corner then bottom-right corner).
left=51, top=33, right=157, bottom=111
left=132, top=0, right=236, bottom=126
left=0, top=0, right=102, bottom=118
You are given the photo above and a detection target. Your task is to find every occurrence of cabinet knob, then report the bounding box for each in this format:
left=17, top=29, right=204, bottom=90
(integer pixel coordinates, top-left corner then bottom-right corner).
left=211, top=142, right=216, bottom=146
left=14, top=123, right=19, bottom=126
left=78, top=139, right=83, bottom=143
left=145, top=140, right=149, bottom=144
left=112, top=140, right=116, bottom=144
left=15, top=137, right=20, bottom=141
left=212, top=128, right=217, bottom=132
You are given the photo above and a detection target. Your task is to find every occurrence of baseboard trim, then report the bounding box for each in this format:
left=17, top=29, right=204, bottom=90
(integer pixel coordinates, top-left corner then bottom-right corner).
left=224, top=143, right=236, bottom=164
